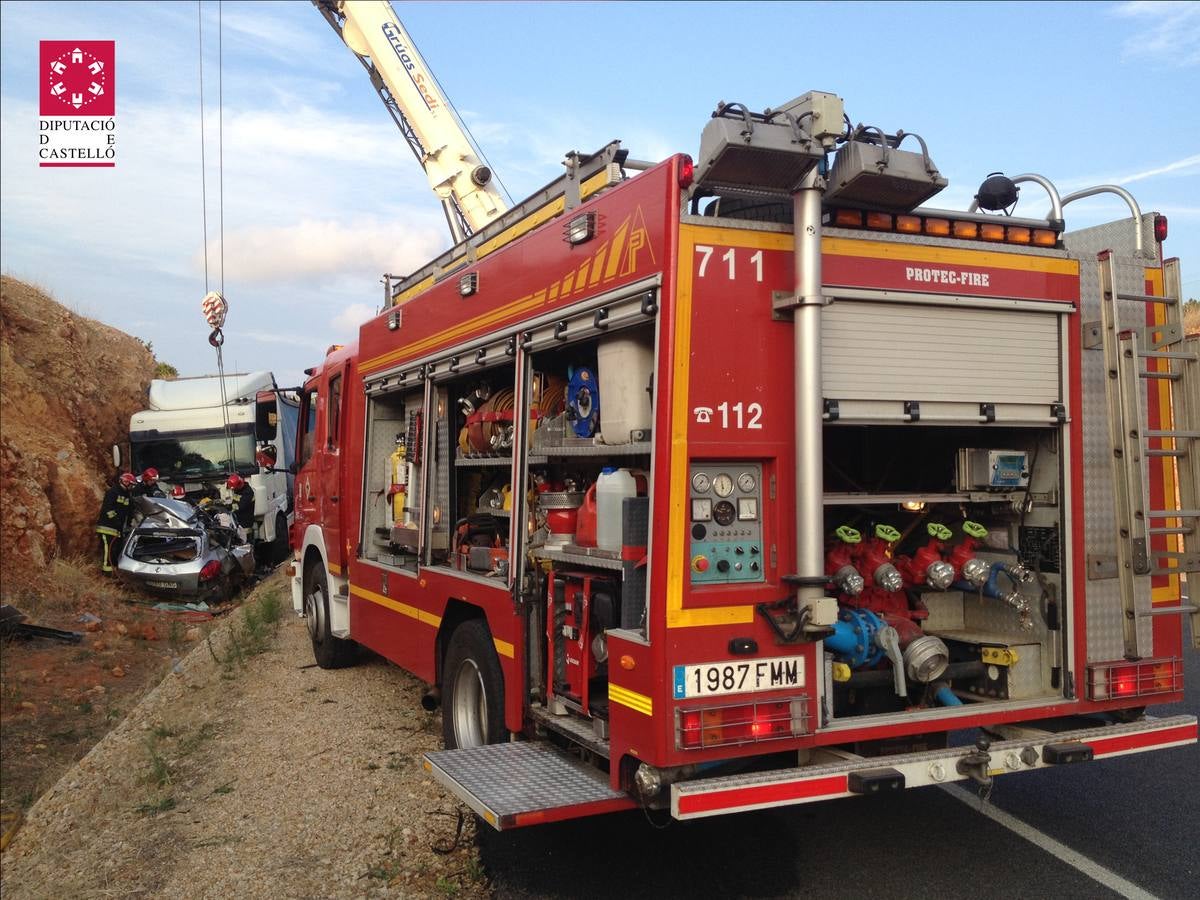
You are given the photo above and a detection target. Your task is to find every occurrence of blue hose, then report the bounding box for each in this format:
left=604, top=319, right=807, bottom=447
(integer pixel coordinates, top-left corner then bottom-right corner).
left=935, top=684, right=962, bottom=706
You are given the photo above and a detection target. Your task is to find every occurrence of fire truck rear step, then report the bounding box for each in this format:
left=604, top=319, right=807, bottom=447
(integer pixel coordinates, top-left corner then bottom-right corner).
left=669, top=715, right=1197, bottom=820
left=529, top=705, right=611, bottom=758
left=423, top=742, right=634, bottom=830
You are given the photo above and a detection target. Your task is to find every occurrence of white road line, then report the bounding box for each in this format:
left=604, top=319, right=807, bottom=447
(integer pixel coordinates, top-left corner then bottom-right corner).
left=939, top=785, right=1159, bottom=900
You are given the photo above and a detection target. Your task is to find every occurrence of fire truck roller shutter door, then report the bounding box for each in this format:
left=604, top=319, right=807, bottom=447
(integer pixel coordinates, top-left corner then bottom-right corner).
left=303, top=555, right=357, bottom=669
left=442, top=619, right=506, bottom=750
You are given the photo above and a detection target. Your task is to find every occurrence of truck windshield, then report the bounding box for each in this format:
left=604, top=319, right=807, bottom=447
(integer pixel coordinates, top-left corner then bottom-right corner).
left=131, top=432, right=257, bottom=479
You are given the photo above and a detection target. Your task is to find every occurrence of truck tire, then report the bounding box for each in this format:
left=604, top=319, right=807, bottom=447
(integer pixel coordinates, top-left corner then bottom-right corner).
left=304, top=558, right=356, bottom=669
left=441, top=619, right=505, bottom=750
left=271, top=513, right=289, bottom=565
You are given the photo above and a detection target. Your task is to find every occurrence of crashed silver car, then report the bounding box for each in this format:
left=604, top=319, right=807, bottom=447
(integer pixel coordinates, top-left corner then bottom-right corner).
left=116, top=495, right=254, bottom=603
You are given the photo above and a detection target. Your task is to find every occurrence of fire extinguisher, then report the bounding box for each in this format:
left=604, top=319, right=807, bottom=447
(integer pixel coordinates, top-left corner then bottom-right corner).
left=388, top=435, right=407, bottom=526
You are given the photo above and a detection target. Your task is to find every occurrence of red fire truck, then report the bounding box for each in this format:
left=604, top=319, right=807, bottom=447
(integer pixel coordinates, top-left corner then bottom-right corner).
left=289, top=90, right=1196, bottom=828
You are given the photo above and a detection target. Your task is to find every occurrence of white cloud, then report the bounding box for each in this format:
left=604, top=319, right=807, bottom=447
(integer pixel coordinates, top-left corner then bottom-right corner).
left=1113, top=153, right=1200, bottom=185
left=1112, top=1, right=1200, bottom=66
left=331, top=302, right=376, bottom=336
left=242, top=329, right=329, bottom=353
left=201, top=217, right=444, bottom=285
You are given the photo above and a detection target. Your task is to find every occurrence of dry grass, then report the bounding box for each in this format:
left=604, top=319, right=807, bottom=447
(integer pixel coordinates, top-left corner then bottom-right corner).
left=1184, top=300, right=1200, bottom=336
left=3, top=554, right=128, bottom=619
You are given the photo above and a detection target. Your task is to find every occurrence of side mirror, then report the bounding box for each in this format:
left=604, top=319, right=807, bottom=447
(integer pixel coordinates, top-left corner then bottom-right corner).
left=112, top=444, right=121, bottom=467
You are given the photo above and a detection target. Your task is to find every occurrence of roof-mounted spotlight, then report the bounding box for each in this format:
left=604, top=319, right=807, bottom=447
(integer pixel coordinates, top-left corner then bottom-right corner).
left=975, top=172, right=1019, bottom=213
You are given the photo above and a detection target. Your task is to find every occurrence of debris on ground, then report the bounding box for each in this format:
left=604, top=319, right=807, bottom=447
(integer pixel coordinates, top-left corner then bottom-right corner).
left=0, top=606, right=83, bottom=645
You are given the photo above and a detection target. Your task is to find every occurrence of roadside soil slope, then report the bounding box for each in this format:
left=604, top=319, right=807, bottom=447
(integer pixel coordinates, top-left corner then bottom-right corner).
left=0, top=275, right=159, bottom=581
left=1, top=576, right=486, bottom=899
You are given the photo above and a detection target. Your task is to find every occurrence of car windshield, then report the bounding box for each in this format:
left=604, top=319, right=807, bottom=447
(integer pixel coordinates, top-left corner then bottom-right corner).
left=132, top=432, right=257, bottom=479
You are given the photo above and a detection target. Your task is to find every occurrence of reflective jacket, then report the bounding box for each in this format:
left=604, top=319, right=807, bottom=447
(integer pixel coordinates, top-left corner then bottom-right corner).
left=96, top=484, right=132, bottom=535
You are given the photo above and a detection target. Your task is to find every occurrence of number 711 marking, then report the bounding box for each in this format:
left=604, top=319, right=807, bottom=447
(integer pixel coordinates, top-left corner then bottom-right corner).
left=695, top=245, right=763, bottom=282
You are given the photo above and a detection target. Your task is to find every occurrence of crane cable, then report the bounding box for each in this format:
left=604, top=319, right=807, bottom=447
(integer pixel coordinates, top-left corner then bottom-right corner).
left=198, top=0, right=235, bottom=478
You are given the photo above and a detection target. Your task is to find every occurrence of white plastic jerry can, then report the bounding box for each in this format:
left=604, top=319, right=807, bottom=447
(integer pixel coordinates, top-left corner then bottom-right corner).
left=596, top=467, right=637, bottom=551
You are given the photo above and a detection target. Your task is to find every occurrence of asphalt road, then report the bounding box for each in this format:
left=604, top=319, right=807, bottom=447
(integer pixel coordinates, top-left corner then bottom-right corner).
left=481, top=629, right=1198, bottom=899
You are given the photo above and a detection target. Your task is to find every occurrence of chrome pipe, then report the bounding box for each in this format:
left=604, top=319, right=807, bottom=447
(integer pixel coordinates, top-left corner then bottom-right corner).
left=968, top=173, right=1063, bottom=224
left=792, top=167, right=826, bottom=612
left=1060, top=185, right=1145, bottom=256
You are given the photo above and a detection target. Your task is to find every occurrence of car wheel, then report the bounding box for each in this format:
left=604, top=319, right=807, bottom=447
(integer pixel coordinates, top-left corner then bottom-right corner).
left=272, top=513, right=290, bottom=565
left=303, top=558, right=356, bottom=669
left=441, top=619, right=505, bottom=749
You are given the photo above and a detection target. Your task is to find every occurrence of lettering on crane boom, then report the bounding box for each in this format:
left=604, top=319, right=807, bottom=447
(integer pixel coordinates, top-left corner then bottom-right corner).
left=380, top=23, right=440, bottom=112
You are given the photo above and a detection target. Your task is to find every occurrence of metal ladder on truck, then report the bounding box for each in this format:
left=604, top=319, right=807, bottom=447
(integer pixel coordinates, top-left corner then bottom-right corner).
left=1099, top=254, right=1200, bottom=653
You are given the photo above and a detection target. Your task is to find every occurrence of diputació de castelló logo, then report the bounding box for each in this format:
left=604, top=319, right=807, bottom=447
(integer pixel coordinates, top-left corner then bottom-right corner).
left=39, top=40, right=117, bottom=167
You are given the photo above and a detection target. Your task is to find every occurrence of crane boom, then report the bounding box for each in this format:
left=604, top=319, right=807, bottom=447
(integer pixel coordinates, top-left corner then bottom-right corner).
left=314, top=0, right=507, bottom=242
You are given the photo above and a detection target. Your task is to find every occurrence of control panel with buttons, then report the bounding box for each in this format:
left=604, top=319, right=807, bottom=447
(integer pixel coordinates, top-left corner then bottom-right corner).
left=689, top=461, right=764, bottom=585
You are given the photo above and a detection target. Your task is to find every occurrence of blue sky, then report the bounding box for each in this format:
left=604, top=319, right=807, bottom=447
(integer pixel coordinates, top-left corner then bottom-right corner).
left=1, top=0, right=1198, bottom=387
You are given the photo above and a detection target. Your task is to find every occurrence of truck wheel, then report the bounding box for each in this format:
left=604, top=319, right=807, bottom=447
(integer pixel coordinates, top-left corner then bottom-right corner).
left=304, top=559, right=356, bottom=669
left=271, top=513, right=289, bottom=565
left=441, top=619, right=505, bottom=750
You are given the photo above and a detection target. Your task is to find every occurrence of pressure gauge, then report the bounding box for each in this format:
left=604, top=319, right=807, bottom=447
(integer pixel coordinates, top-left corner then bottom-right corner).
left=713, top=473, right=734, bottom=497
left=692, top=472, right=712, bottom=493
left=691, top=498, right=712, bottom=522
left=737, top=472, right=757, bottom=493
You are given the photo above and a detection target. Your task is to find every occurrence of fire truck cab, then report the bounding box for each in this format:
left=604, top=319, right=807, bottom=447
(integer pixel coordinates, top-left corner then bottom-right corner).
left=291, top=91, right=1196, bottom=828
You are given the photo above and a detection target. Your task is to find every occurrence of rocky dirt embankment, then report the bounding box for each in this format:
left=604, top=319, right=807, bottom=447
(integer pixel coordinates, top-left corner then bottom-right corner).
left=0, top=276, right=158, bottom=583
left=1, top=579, right=487, bottom=899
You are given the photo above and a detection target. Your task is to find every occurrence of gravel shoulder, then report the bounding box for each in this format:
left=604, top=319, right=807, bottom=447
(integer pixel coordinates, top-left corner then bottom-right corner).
left=1, top=574, right=487, bottom=899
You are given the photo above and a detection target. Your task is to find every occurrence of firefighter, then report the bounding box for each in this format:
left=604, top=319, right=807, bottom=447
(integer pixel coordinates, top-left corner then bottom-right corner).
left=96, top=472, right=136, bottom=573
left=134, top=467, right=165, bottom=498
left=227, top=473, right=255, bottom=533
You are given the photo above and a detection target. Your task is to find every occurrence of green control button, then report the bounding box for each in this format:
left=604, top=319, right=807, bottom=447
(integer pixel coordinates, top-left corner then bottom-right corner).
left=835, top=525, right=862, bottom=544
left=875, top=524, right=901, bottom=543
left=963, top=520, right=989, bottom=539
left=927, top=523, right=953, bottom=541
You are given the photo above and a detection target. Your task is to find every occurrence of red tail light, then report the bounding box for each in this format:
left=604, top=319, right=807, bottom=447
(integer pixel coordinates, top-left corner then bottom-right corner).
left=678, top=155, right=694, bottom=189
left=199, top=560, right=222, bottom=581
left=1086, top=657, right=1182, bottom=700
left=1111, top=665, right=1138, bottom=697
left=677, top=699, right=805, bottom=749
left=1154, top=214, right=1168, bottom=242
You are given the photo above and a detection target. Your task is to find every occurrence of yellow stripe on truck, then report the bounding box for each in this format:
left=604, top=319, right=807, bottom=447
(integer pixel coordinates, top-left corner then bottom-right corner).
left=350, top=584, right=442, bottom=628
left=609, top=683, right=654, bottom=716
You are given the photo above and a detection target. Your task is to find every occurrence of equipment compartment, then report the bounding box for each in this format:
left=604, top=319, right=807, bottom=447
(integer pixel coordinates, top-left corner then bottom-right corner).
left=820, top=424, right=1067, bottom=721
left=361, top=387, right=424, bottom=572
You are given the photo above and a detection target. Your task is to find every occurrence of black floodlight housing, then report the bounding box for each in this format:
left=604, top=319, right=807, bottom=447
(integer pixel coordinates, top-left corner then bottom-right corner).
left=975, top=172, right=1020, bottom=212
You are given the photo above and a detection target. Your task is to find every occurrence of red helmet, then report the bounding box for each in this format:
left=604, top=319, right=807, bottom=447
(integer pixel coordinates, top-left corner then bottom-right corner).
left=142, top=467, right=159, bottom=485
left=171, top=485, right=186, bottom=499
left=119, top=472, right=137, bottom=489
left=227, top=473, right=246, bottom=490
